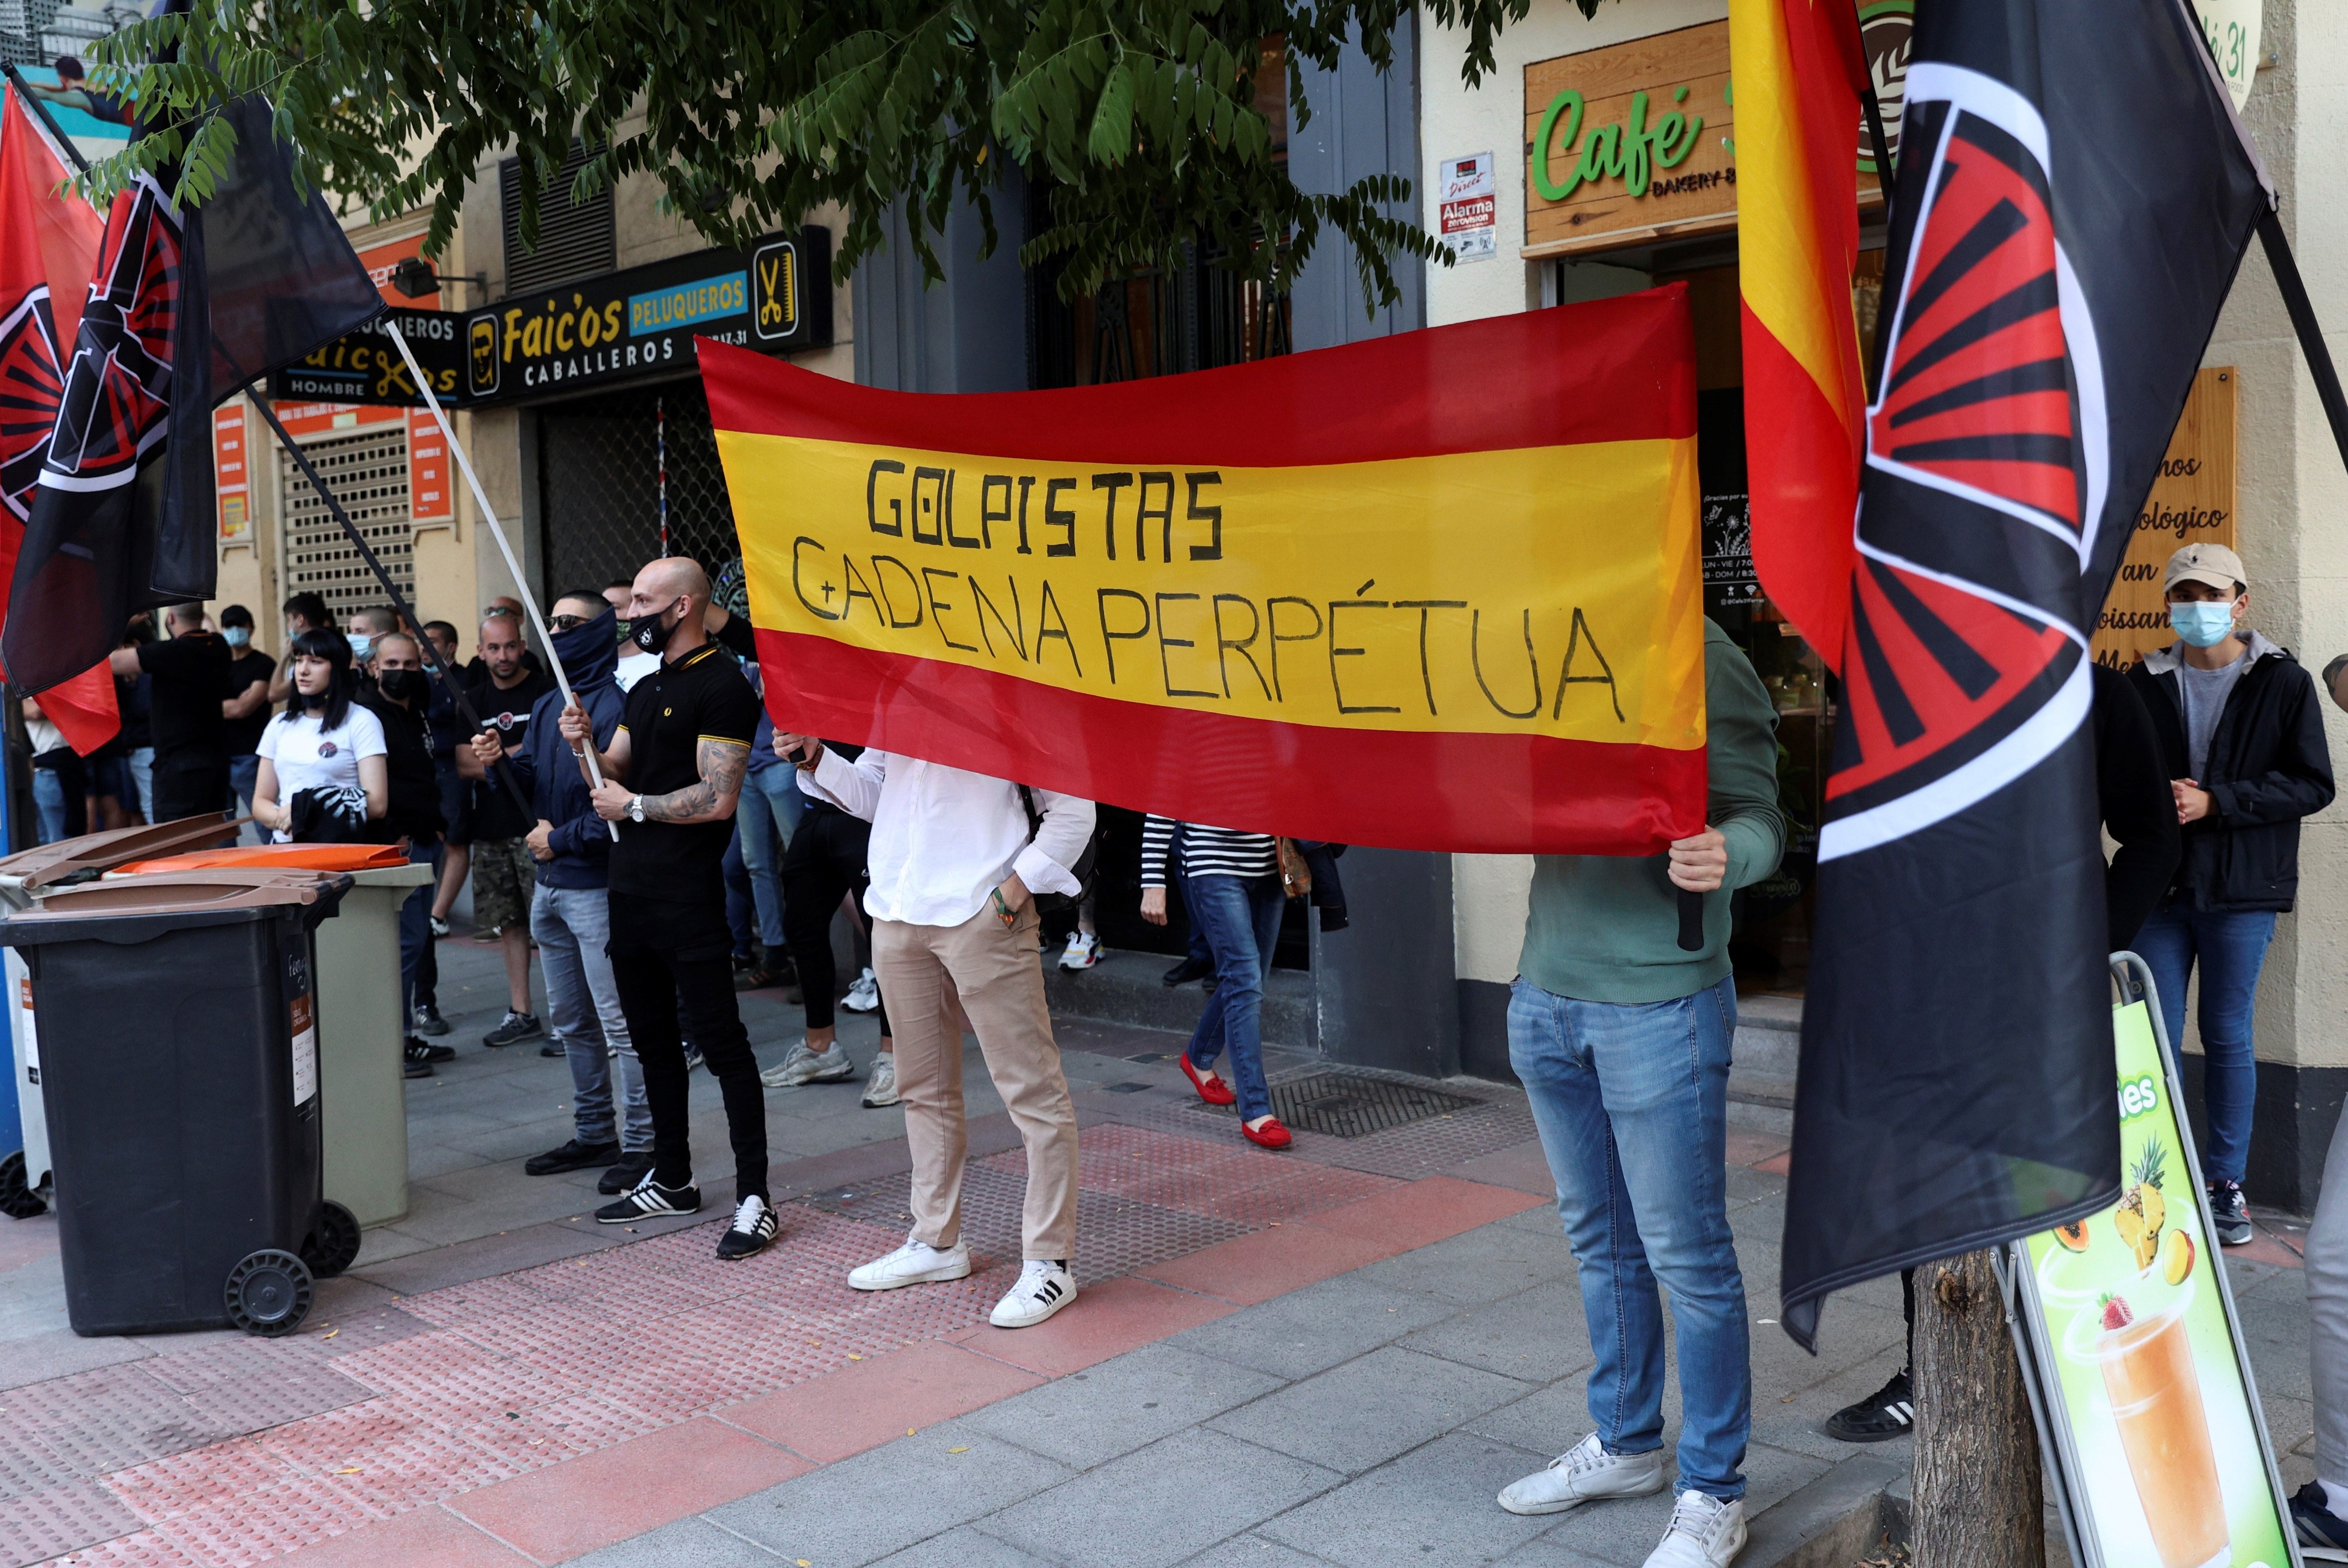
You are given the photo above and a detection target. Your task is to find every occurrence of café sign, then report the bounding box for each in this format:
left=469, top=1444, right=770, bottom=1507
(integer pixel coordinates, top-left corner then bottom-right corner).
left=268, top=306, right=467, bottom=407
left=1522, top=14, right=1902, bottom=259
left=463, top=227, right=832, bottom=404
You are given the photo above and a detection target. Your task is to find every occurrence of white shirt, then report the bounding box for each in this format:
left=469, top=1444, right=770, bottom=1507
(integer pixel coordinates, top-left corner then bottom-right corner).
left=799, top=749, right=1093, bottom=927
left=614, top=650, right=660, bottom=691
left=258, top=705, right=386, bottom=838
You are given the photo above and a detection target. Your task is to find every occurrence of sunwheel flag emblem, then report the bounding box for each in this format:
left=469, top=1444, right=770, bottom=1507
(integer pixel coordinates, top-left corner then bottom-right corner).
left=1826, top=67, right=2108, bottom=863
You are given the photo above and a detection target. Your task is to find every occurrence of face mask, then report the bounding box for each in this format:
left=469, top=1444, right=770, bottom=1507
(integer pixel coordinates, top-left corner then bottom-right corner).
left=347, top=633, right=375, bottom=662
left=222, top=626, right=250, bottom=649
left=2169, top=600, right=2238, bottom=649
left=554, top=607, right=615, bottom=671
left=378, top=668, right=428, bottom=703
left=631, top=600, right=683, bottom=655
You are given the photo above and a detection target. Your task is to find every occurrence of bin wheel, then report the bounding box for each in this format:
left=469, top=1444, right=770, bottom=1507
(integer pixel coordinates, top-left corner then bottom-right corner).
left=302, top=1201, right=361, bottom=1279
left=224, top=1250, right=313, bottom=1337
left=0, top=1152, right=43, bottom=1220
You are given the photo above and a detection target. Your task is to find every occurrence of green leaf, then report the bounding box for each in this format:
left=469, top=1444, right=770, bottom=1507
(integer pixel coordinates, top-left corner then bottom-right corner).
left=1087, top=56, right=1136, bottom=164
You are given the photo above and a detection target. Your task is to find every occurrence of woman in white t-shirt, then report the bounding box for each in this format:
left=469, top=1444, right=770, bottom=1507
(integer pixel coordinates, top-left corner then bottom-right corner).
left=253, top=629, right=389, bottom=842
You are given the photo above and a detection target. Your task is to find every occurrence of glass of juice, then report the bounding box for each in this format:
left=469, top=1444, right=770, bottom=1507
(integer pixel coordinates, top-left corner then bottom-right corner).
left=2097, top=1297, right=2228, bottom=1568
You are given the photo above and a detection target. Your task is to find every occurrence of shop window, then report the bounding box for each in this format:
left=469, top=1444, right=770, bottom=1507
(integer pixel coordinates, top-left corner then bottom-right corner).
left=536, top=381, right=743, bottom=601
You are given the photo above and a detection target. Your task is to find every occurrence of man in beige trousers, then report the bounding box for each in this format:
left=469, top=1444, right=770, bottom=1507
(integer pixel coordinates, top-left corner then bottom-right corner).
left=777, top=735, right=1094, bottom=1328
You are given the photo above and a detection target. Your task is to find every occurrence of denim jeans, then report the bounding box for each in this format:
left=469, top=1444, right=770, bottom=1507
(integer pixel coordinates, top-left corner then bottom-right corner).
left=530, top=883, right=651, bottom=1152
left=229, top=754, right=262, bottom=844
left=2133, top=897, right=2277, bottom=1186
left=1509, top=974, right=1749, bottom=1499
left=736, top=764, right=805, bottom=950
left=126, top=746, right=153, bottom=821
left=1184, top=873, right=1285, bottom=1122
left=31, top=768, right=71, bottom=844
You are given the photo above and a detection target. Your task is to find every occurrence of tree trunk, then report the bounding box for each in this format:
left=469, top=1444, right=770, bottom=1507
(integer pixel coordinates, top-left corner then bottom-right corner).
left=1911, top=1249, right=2046, bottom=1568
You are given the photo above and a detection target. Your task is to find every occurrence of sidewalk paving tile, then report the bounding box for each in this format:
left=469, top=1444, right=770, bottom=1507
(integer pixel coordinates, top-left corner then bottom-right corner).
left=1394, top=1280, right=1594, bottom=1383
left=1136, top=1224, right=1394, bottom=1306
left=1439, top=1140, right=1557, bottom=1198
left=1302, top=1177, right=1547, bottom=1250
left=983, top=1427, right=1344, bottom=1568
left=1205, top=1346, right=1534, bottom=1475
left=1171, top=1534, right=1336, bottom=1568
left=958, top=1344, right=1285, bottom=1470
left=1165, top=1274, right=1455, bottom=1381
left=270, top=1505, right=531, bottom=1567
left=867, top=1525, right=1062, bottom=1567
left=720, top=1339, right=1045, bottom=1463
left=945, top=1277, right=1240, bottom=1377
left=1252, top=1431, right=1559, bottom=1568
left=556, top=1514, right=797, bottom=1567
left=1353, top=1222, right=1578, bottom=1306
left=444, top=1416, right=807, bottom=1563
left=704, top=1423, right=1076, bottom=1567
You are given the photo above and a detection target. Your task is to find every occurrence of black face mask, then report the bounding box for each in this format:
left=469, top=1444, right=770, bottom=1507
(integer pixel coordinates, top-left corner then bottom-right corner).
left=378, top=668, right=428, bottom=703
left=630, top=600, right=684, bottom=655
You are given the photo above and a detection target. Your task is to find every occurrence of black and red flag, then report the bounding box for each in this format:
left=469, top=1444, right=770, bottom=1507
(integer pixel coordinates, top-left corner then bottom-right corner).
left=2, top=91, right=380, bottom=693
left=1773, top=0, right=2272, bottom=1347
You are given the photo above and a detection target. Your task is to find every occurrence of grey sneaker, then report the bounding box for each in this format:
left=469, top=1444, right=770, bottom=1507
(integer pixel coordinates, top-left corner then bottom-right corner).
left=861, top=1055, right=900, bottom=1108
left=762, top=1041, right=856, bottom=1087
left=1644, top=1490, right=1747, bottom=1568
left=841, top=967, right=880, bottom=1013
left=1498, top=1434, right=1668, bottom=1516
left=2208, top=1179, right=2253, bottom=1247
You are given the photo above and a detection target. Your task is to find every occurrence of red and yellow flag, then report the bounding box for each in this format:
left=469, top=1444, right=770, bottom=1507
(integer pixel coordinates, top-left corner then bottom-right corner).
left=704, top=289, right=1705, bottom=855
left=1730, top=0, right=1870, bottom=670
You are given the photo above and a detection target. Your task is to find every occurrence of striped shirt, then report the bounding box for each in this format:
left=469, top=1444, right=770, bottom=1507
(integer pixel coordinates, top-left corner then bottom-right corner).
left=1141, top=816, right=1278, bottom=885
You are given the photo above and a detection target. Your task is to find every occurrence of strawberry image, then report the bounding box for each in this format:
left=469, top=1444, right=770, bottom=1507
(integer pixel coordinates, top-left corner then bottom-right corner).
left=2101, top=1293, right=2134, bottom=1332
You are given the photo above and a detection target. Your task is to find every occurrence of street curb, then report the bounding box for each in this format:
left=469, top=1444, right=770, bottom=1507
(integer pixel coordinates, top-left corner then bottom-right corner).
left=1744, top=1454, right=1906, bottom=1568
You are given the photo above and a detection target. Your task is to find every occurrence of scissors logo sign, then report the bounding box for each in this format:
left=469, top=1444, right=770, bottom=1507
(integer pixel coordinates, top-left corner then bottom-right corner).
left=752, top=240, right=799, bottom=342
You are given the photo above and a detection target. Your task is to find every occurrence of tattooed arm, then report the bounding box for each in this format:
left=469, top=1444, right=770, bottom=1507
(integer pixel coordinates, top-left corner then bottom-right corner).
left=590, top=737, right=749, bottom=823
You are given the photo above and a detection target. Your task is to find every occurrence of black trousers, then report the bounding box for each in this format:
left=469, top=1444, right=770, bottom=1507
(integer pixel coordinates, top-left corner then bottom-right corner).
left=607, top=891, right=768, bottom=1198
left=782, top=808, right=889, bottom=1036
left=151, top=757, right=229, bottom=827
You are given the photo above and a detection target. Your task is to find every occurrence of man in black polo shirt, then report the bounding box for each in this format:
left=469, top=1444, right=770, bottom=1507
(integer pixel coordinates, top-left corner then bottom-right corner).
left=107, top=602, right=231, bottom=826
left=563, top=557, right=774, bottom=1261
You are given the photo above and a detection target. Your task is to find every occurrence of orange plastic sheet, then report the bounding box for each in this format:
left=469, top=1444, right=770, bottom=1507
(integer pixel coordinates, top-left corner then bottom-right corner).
left=115, top=843, right=409, bottom=876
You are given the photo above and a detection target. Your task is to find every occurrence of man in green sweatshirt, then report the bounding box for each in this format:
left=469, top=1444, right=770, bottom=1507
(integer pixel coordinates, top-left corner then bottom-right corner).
left=1496, top=617, right=1784, bottom=1568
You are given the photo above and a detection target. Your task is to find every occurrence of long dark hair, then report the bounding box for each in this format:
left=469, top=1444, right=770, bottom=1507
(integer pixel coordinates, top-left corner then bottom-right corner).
left=283, top=628, right=356, bottom=732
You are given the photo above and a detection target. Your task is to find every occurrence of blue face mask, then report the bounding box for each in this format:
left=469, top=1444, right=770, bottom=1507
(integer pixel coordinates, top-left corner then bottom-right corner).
left=222, top=626, right=250, bottom=649
left=347, top=632, right=375, bottom=661
left=2169, top=600, right=2238, bottom=649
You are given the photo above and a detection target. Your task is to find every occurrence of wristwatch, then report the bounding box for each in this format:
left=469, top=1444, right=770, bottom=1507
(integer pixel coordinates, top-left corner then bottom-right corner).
left=626, top=794, right=645, bottom=823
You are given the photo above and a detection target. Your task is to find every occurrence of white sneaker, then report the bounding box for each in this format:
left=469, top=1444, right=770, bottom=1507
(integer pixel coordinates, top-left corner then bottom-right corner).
left=1644, top=1490, right=1747, bottom=1568
left=861, top=1055, right=900, bottom=1108
left=1058, top=932, right=1101, bottom=970
left=1498, top=1434, right=1669, bottom=1516
left=847, top=1235, right=973, bottom=1291
left=762, top=1041, right=855, bottom=1087
left=841, top=967, right=881, bottom=1012
left=990, top=1259, right=1077, bottom=1327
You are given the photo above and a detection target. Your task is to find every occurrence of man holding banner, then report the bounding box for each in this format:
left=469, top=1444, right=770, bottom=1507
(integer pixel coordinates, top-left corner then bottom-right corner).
left=784, top=734, right=1095, bottom=1329
left=1496, top=619, right=1781, bottom=1568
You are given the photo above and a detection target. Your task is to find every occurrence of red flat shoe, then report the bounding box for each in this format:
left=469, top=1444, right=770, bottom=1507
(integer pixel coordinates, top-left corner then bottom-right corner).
left=1242, top=1116, right=1292, bottom=1150
left=1179, top=1056, right=1237, bottom=1106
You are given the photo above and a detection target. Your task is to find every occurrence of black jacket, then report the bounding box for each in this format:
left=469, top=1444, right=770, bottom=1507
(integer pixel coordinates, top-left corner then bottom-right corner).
left=361, top=692, right=447, bottom=844
left=2092, top=663, right=2179, bottom=949
left=2127, top=635, right=2334, bottom=912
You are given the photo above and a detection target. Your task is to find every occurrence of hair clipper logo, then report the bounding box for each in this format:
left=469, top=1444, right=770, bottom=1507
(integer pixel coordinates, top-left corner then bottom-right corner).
left=1821, top=65, right=2108, bottom=862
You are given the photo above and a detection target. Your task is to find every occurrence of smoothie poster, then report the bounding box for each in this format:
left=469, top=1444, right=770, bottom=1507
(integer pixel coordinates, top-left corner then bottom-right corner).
left=2017, top=1000, right=2296, bottom=1568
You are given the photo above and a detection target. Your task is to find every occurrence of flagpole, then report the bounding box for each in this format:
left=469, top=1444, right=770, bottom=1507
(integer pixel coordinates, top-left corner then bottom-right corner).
left=240, top=390, right=537, bottom=823
left=2, top=64, right=91, bottom=175
left=2254, top=209, right=2348, bottom=480
left=382, top=321, right=619, bottom=840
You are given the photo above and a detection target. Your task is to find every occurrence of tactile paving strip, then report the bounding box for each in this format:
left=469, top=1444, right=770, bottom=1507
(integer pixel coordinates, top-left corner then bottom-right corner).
left=0, top=1477, right=142, bottom=1568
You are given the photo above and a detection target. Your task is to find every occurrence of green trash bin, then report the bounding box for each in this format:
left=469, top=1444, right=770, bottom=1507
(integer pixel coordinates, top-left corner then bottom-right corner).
left=310, top=861, right=433, bottom=1227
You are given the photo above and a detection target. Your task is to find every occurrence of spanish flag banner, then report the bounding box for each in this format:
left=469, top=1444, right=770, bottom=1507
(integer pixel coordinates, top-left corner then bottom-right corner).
left=703, top=288, right=1703, bottom=855
left=1729, top=0, right=1869, bottom=670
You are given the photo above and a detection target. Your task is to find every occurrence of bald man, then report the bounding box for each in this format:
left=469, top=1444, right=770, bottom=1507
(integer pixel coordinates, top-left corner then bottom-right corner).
left=563, top=558, right=776, bottom=1261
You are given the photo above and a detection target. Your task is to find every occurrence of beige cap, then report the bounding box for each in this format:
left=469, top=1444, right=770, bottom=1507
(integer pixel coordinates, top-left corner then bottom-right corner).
left=2165, top=541, right=2246, bottom=594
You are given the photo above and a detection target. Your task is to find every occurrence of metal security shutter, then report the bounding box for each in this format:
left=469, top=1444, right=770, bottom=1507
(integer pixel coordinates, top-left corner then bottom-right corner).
left=280, top=424, right=412, bottom=623
left=501, top=142, right=617, bottom=296
left=537, top=381, right=740, bottom=596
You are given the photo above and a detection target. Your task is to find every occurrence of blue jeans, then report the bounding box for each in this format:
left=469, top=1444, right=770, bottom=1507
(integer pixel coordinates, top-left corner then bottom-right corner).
left=126, top=746, right=153, bottom=821
left=531, top=882, right=651, bottom=1152
left=2133, top=897, right=2276, bottom=1186
left=229, top=754, right=262, bottom=843
left=736, top=765, right=805, bottom=950
left=1509, top=974, right=1749, bottom=1499
left=31, top=769, right=71, bottom=844
left=1184, top=873, right=1285, bottom=1122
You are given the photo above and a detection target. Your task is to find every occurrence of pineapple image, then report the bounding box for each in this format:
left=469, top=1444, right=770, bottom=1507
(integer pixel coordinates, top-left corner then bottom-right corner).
left=2111, top=1137, right=2169, bottom=1272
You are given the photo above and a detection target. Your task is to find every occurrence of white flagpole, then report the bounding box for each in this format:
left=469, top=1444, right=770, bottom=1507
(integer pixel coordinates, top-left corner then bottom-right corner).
left=383, top=321, right=619, bottom=840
